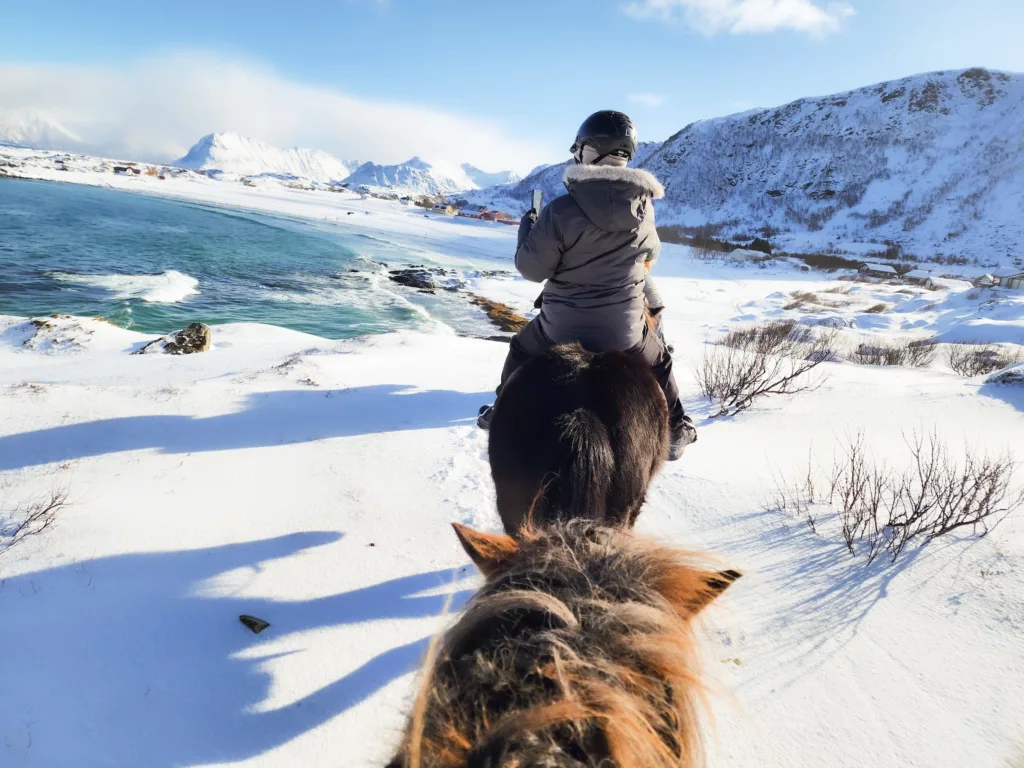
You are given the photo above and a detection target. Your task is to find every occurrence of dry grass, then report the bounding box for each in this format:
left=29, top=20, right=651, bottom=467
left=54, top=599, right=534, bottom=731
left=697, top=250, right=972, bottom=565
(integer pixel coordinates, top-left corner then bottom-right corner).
left=864, top=303, right=890, bottom=314
left=784, top=290, right=845, bottom=311
left=469, top=294, right=530, bottom=333
left=824, top=285, right=853, bottom=295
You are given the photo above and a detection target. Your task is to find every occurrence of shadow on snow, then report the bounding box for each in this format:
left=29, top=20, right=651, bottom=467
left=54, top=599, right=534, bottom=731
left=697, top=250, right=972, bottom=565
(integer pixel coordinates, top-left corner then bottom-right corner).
left=0, top=531, right=475, bottom=764
left=0, top=384, right=490, bottom=471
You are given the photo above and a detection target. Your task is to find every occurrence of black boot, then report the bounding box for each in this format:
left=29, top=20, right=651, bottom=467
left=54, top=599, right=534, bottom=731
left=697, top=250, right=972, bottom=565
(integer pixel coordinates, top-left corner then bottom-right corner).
left=477, top=405, right=494, bottom=430
left=668, top=414, right=697, bottom=461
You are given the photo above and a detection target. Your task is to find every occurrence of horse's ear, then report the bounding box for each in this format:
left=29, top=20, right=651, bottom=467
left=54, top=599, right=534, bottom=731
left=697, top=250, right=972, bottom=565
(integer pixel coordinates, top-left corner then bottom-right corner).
left=692, top=569, right=742, bottom=613
left=452, top=523, right=520, bottom=576
left=659, top=566, right=742, bottom=617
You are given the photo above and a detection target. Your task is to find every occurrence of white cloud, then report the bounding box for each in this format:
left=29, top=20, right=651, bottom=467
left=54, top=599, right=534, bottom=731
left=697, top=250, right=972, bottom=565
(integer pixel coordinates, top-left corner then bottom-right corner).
left=0, top=52, right=554, bottom=173
left=623, top=0, right=855, bottom=36
left=628, top=93, right=668, bottom=107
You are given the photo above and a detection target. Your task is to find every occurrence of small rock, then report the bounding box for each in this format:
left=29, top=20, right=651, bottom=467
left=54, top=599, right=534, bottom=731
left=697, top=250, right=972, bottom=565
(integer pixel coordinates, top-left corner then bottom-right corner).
left=239, top=615, right=270, bottom=634
left=135, top=323, right=212, bottom=356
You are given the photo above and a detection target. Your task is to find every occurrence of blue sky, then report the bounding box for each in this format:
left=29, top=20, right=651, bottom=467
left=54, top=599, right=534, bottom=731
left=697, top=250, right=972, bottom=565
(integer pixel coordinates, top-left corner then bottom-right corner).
left=2, top=0, right=1022, bottom=171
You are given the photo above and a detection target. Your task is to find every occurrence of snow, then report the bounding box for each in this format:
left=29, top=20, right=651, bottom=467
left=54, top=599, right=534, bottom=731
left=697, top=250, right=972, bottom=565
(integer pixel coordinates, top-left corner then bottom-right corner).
left=2, top=167, right=1024, bottom=768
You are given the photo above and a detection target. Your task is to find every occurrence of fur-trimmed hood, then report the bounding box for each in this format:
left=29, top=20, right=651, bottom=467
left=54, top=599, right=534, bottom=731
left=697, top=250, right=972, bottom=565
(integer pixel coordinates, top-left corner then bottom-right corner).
left=563, top=164, right=665, bottom=200
left=562, top=164, right=664, bottom=233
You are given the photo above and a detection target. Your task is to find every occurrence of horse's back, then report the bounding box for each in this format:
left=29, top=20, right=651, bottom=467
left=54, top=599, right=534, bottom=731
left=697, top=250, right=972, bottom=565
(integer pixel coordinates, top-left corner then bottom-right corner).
left=489, top=343, right=669, bottom=533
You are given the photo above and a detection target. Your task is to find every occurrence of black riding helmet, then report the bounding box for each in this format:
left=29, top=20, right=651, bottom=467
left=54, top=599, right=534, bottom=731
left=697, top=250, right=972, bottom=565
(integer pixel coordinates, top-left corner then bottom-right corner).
left=570, top=111, right=637, bottom=162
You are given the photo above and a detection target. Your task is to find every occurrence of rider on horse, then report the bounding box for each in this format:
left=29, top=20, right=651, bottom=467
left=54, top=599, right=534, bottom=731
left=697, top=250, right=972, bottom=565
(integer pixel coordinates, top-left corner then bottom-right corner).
left=479, top=110, right=696, bottom=461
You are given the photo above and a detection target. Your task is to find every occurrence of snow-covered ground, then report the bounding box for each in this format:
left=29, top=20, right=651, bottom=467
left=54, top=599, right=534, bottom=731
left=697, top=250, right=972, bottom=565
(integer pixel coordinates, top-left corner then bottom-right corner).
left=2, top=177, right=1024, bottom=767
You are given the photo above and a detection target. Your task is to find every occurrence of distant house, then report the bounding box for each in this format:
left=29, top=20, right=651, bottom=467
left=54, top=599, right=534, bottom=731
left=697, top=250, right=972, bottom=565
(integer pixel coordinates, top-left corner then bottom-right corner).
left=432, top=203, right=456, bottom=215
left=481, top=210, right=514, bottom=222
left=973, top=273, right=999, bottom=289
left=859, top=263, right=898, bottom=279
left=458, top=204, right=488, bottom=219
left=903, top=269, right=932, bottom=286
left=113, top=166, right=131, bottom=175
left=992, top=267, right=1024, bottom=291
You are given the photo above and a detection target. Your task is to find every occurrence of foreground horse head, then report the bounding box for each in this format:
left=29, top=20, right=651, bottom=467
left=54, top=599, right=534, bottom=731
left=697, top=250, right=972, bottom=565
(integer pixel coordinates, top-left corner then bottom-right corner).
left=488, top=343, right=669, bottom=535
left=388, top=521, right=741, bottom=768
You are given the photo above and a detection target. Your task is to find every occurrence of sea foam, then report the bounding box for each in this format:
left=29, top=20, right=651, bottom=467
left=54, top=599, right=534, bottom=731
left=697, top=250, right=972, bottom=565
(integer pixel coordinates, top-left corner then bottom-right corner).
left=53, top=270, right=200, bottom=304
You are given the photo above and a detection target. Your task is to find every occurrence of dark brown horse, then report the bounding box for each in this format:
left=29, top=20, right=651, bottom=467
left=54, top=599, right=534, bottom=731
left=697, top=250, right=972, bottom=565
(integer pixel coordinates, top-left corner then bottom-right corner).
left=387, top=521, right=741, bottom=768
left=487, top=343, right=669, bottom=535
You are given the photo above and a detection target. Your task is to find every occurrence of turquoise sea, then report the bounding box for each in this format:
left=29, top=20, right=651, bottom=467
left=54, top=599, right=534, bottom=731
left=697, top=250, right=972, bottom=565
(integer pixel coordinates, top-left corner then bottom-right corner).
left=0, top=178, right=503, bottom=339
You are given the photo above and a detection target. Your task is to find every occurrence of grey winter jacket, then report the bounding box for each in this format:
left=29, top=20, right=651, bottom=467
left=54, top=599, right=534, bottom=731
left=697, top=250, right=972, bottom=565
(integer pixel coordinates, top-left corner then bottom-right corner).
left=515, top=164, right=664, bottom=351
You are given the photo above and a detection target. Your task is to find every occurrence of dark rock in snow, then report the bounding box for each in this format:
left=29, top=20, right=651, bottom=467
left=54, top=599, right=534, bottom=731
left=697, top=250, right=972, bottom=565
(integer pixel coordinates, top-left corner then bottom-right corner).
left=239, top=615, right=270, bottom=634
left=388, top=267, right=466, bottom=292
left=135, top=323, right=213, bottom=355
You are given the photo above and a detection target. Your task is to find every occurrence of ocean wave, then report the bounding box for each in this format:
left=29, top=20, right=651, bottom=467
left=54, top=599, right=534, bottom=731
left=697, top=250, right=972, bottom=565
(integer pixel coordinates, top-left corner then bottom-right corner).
left=51, top=270, right=200, bottom=304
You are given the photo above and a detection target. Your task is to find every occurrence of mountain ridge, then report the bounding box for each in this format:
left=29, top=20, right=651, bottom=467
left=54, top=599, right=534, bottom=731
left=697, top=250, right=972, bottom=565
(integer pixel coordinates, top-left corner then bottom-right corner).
left=467, top=67, right=1024, bottom=261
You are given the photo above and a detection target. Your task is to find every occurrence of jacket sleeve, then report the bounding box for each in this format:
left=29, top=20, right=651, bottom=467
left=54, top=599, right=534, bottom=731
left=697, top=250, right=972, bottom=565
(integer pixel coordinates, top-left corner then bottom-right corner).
left=643, top=275, right=665, bottom=312
left=643, top=203, right=662, bottom=267
left=515, top=205, right=563, bottom=283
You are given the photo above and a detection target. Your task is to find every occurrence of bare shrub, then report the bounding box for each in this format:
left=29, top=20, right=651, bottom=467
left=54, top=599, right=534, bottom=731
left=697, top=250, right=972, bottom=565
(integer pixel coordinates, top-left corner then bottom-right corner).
left=0, top=488, right=69, bottom=558
left=906, top=339, right=940, bottom=367
left=824, top=285, right=852, bottom=295
left=770, top=432, right=1024, bottom=565
left=947, top=343, right=1022, bottom=377
left=697, top=324, right=837, bottom=417
left=849, top=339, right=937, bottom=367
left=864, top=303, right=890, bottom=314
left=967, top=289, right=983, bottom=300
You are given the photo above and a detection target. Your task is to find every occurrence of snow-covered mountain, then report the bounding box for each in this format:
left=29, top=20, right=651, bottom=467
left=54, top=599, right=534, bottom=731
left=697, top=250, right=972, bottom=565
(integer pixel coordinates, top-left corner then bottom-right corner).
left=173, top=132, right=359, bottom=182
left=641, top=67, right=1024, bottom=260
left=0, top=111, right=87, bottom=153
left=460, top=163, right=520, bottom=189
left=468, top=68, right=1024, bottom=262
left=343, top=157, right=518, bottom=197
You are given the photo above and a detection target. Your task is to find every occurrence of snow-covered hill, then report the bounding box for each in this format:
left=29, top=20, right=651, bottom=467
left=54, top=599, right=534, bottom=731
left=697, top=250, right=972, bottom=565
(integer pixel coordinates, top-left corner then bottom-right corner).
left=174, top=132, right=360, bottom=182
left=469, top=68, right=1024, bottom=264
